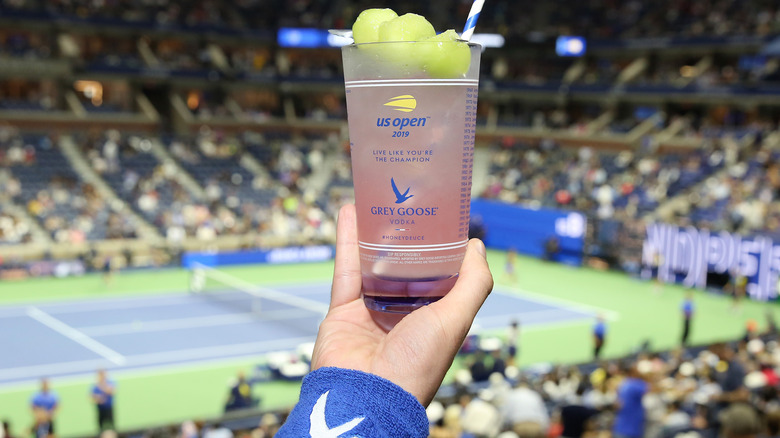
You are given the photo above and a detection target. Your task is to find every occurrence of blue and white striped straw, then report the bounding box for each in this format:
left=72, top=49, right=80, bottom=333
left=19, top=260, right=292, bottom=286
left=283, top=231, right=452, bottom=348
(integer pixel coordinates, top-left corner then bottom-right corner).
left=461, top=0, right=485, bottom=41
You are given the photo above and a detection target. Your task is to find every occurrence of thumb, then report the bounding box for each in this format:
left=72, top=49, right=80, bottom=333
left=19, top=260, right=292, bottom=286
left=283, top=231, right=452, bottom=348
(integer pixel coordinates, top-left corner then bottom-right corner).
left=430, top=239, right=493, bottom=332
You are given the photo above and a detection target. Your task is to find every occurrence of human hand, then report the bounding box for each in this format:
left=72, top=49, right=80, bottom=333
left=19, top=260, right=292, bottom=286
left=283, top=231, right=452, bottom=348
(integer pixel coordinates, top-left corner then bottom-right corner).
left=311, top=204, right=493, bottom=406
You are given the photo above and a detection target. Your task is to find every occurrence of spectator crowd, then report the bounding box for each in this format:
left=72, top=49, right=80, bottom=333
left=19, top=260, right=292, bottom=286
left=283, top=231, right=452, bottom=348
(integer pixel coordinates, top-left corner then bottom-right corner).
left=425, top=329, right=780, bottom=438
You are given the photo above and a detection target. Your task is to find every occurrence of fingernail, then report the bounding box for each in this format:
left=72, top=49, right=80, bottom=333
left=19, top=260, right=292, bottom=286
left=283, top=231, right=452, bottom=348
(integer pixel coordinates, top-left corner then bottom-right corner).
left=474, top=239, right=486, bottom=257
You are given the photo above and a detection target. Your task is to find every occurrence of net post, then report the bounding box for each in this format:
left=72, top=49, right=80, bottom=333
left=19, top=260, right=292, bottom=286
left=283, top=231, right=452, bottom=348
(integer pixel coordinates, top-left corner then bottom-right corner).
left=190, top=262, right=206, bottom=294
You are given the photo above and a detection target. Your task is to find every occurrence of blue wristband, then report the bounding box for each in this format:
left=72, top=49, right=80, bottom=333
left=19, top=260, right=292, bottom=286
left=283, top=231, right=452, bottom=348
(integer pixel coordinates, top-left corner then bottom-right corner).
left=276, top=367, right=428, bottom=438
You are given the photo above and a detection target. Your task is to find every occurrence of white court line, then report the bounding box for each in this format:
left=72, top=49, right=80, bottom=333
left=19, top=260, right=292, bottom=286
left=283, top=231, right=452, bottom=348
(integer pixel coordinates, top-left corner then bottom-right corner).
left=35, top=294, right=193, bottom=315
left=521, top=318, right=597, bottom=333
left=0, top=282, right=332, bottom=320
left=495, top=287, right=620, bottom=321
left=0, top=352, right=271, bottom=391
left=0, top=296, right=192, bottom=318
left=79, top=313, right=257, bottom=336
left=0, top=335, right=315, bottom=382
left=0, top=290, right=325, bottom=319
left=0, top=358, right=114, bottom=382
left=79, top=308, right=321, bottom=336
left=26, top=307, right=126, bottom=365
left=475, top=308, right=593, bottom=328
left=121, top=336, right=316, bottom=366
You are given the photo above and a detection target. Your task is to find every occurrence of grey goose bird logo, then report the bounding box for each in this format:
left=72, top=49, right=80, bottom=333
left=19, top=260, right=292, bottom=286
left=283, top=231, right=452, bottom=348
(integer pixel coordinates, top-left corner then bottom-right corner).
left=391, top=178, right=414, bottom=204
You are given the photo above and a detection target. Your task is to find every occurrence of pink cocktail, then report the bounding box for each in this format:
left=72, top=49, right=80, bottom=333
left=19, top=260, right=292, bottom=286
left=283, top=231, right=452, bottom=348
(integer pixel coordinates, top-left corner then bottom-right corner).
left=342, top=41, right=481, bottom=314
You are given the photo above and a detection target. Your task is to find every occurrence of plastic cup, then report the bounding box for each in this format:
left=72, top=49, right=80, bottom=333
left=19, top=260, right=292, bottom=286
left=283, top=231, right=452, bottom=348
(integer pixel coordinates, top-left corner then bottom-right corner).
left=341, top=41, right=481, bottom=316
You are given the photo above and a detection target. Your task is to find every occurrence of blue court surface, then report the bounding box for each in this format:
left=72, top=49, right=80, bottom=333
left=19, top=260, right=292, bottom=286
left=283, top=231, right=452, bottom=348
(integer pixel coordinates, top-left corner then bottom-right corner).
left=0, top=283, right=602, bottom=386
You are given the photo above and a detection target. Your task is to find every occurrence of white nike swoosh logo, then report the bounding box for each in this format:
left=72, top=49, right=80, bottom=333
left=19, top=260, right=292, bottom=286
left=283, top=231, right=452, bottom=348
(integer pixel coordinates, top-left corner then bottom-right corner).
left=309, top=390, right=365, bottom=438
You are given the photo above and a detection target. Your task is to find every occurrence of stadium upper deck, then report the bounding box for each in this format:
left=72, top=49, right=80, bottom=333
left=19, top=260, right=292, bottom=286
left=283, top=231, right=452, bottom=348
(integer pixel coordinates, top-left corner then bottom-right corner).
left=0, top=0, right=778, bottom=271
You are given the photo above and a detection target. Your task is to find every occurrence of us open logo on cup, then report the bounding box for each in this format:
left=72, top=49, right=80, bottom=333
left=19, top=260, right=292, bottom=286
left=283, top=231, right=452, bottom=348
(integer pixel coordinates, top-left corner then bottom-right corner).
left=377, top=94, right=428, bottom=130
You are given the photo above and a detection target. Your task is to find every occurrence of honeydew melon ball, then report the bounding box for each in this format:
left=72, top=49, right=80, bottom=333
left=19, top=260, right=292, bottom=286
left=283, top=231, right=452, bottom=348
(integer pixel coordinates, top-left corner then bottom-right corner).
left=352, top=8, right=398, bottom=44
left=420, top=29, right=471, bottom=78
left=377, top=13, right=436, bottom=42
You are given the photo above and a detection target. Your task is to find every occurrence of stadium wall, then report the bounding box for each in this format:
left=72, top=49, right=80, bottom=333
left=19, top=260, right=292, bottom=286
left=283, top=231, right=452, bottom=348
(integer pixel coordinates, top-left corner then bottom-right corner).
left=182, top=245, right=335, bottom=268
left=470, top=199, right=586, bottom=266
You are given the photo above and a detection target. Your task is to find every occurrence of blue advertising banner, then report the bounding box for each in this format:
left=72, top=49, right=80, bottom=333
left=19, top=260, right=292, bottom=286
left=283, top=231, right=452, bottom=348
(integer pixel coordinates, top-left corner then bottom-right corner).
left=182, top=245, right=335, bottom=269
left=470, top=200, right=586, bottom=266
left=643, top=223, right=780, bottom=301
left=183, top=202, right=589, bottom=268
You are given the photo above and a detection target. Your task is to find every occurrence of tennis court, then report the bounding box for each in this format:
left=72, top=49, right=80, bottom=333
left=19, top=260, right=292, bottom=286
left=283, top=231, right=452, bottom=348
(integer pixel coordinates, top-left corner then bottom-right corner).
left=0, top=275, right=603, bottom=387
left=2, top=252, right=775, bottom=436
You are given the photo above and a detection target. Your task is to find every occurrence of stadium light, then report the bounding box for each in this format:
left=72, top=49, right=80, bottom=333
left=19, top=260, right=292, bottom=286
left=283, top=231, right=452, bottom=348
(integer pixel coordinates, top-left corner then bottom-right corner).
left=556, top=36, right=586, bottom=57
left=278, top=28, right=328, bottom=48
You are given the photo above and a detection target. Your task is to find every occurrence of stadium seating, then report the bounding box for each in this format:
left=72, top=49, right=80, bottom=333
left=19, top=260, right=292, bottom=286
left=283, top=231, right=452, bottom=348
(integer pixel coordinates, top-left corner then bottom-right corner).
left=0, top=211, right=31, bottom=244
left=2, top=132, right=138, bottom=243
left=0, top=9, right=777, bottom=261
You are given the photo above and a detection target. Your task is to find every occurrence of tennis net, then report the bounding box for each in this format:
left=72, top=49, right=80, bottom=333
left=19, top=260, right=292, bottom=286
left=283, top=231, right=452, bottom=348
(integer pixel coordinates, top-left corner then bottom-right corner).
left=189, top=263, right=329, bottom=334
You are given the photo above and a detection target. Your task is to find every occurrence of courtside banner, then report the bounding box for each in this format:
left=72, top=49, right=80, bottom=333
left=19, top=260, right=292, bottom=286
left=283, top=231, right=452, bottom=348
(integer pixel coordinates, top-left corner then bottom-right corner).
left=471, top=199, right=586, bottom=266
left=643, top=223, right=780, bottom=301
left=182, top=245, right=335, bottom=268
